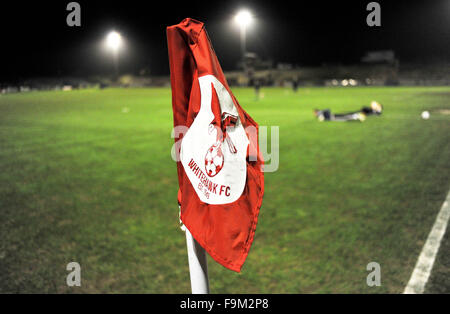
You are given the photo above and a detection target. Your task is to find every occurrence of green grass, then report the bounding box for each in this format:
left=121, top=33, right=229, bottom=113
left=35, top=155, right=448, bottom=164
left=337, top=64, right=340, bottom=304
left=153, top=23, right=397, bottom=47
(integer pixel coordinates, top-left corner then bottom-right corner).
left=0, top=86, right=449, bottom=293
left=426, top=223, right=450, bottom=294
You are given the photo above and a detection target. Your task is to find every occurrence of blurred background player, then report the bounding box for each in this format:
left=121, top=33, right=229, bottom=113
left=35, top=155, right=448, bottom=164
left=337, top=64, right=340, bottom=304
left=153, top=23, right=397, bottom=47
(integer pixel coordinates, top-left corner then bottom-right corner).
left=314, top=101, right=382, bottom=122
left=292, top=77, right=299, bottom=93
left=254, top=79, right=261, bottom=100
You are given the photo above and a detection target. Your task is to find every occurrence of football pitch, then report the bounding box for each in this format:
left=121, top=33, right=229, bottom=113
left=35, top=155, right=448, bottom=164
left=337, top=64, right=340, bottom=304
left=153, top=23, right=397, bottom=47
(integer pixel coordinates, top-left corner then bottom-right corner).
left=0, top=86, right=449, bottom=293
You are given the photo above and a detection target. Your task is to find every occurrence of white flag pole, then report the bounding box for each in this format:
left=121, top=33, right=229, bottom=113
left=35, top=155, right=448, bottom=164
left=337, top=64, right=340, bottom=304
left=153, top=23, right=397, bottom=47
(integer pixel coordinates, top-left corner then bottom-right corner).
left=184, top=227, right=210, bottom=294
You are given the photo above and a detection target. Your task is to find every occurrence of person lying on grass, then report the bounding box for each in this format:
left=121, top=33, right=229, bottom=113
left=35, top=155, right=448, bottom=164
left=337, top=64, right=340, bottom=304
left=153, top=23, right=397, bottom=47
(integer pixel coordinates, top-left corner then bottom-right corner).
left=313, top=101, right=383, bottom=122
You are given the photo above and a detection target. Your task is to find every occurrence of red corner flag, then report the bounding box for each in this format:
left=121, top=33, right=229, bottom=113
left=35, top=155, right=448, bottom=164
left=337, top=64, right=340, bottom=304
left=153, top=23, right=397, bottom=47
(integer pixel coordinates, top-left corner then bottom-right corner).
left=167, top=18, right=264, bottom=272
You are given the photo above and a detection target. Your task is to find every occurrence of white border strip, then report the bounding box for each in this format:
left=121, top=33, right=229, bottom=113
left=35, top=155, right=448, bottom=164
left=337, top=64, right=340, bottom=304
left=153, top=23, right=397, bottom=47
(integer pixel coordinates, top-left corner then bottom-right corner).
left=403, top=190, right=450, bottom=294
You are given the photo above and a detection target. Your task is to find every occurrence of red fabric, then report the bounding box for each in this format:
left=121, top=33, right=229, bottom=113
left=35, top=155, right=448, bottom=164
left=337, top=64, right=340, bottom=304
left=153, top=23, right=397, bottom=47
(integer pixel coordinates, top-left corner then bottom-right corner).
left=167, top=18, right=264, bottom=272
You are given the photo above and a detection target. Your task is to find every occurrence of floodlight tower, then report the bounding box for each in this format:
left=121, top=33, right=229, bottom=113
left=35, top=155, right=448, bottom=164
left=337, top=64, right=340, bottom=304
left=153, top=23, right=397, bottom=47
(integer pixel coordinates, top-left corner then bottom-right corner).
left=105, top=31, right=123, bottom=78
left=234, top=10, right=253, bottom=57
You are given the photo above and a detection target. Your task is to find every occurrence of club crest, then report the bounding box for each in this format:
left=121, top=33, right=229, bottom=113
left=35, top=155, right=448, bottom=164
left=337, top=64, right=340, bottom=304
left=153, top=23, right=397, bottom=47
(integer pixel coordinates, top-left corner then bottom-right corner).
left=180, top=75, right=248, bottom=204
left=204, top=143, right=224, bottom=177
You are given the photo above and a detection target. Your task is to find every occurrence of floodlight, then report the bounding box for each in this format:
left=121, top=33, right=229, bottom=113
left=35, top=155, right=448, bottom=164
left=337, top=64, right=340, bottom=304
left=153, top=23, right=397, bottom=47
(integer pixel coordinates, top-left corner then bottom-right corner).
left=234, top=10, right=253, bottom=27
left=106, top=31, right=122, bottom=51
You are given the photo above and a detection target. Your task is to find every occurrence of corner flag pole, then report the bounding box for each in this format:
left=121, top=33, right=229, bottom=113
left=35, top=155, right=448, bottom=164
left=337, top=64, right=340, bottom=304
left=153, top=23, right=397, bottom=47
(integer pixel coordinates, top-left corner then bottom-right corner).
left=185, top=228, right=210, bottom=294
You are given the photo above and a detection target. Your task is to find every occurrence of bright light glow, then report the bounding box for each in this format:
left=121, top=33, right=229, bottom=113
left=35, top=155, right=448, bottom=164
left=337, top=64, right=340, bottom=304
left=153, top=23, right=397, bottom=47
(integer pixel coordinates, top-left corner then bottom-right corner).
left=421, top=111, right=430, bottom=120
left=234, top=10, right=253, bottom=27
left=106, top=31, right=122, bottom=51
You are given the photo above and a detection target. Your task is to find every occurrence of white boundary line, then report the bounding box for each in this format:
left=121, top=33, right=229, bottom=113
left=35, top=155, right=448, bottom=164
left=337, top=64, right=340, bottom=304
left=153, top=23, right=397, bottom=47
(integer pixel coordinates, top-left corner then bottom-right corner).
left=403, top=190, right=450, bottom=294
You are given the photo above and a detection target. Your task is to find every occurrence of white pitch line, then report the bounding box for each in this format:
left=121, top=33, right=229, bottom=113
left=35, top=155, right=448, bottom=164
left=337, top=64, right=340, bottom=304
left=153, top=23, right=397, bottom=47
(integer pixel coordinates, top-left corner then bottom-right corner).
left=403, top=190, right=450, bottom=294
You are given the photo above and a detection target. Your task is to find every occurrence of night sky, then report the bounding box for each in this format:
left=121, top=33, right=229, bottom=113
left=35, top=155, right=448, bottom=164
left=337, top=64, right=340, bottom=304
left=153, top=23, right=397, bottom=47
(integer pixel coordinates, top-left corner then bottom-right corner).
left=0, top=0, right=449, bottom=81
